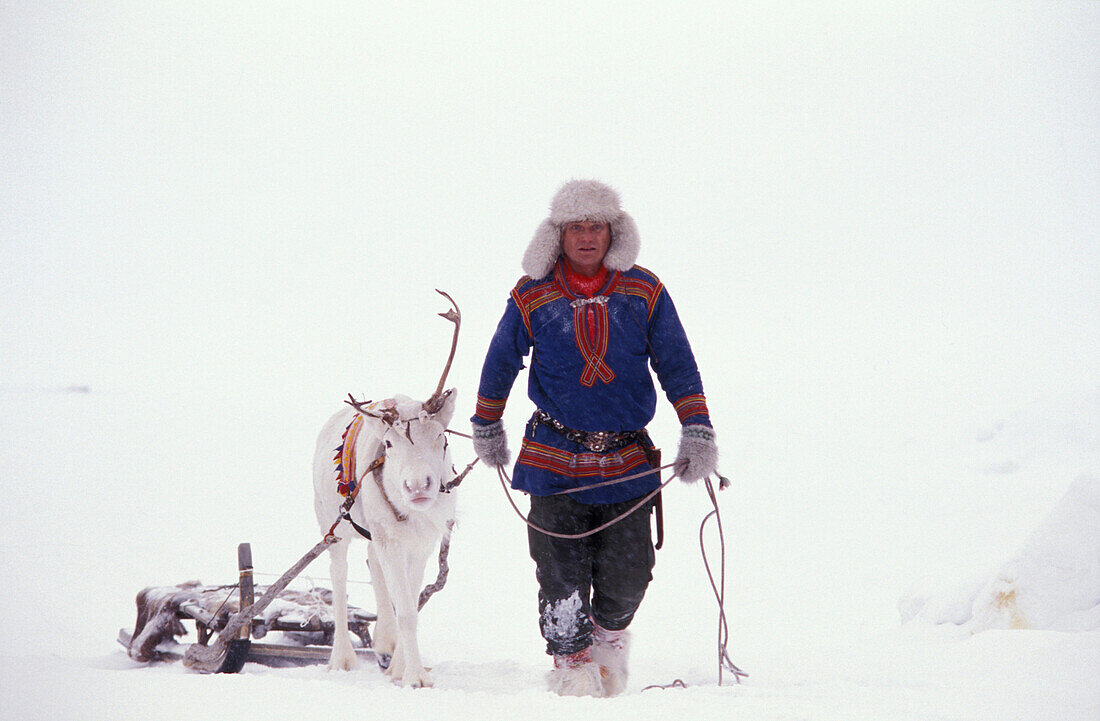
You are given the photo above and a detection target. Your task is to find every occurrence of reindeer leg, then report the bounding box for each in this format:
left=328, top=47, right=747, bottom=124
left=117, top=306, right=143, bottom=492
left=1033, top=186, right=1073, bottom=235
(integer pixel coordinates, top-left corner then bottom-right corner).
left=327, top=539, right=358, bottom=671
left=368, top=542, right=397, bottom=660
left=374, top=544, right=432, bottom=687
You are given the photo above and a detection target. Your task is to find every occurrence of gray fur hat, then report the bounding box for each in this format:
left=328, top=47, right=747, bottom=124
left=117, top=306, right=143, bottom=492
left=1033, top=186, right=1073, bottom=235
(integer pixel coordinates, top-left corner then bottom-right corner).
left=521, top=179, right=640, bottom=279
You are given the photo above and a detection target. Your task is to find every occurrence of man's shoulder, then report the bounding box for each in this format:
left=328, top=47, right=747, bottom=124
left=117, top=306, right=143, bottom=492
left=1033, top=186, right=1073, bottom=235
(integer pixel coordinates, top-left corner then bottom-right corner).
left=510, top=273, right=564, bottom=312
left=620, top=264, right=662, bottom=286
left=511, top=273, right=551, bottom=293
left=615, top=265, right=665, bottom=300
left=511, top=272, right=560, bottom=295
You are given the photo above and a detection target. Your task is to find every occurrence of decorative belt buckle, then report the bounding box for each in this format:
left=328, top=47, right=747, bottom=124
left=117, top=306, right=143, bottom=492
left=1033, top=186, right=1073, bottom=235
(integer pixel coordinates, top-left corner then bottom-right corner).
left=586, top=431, right=613, bottom=453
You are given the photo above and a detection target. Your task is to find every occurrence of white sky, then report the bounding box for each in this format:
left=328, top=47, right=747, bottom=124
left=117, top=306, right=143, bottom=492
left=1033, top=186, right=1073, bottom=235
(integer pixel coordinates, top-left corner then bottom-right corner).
left=2, top=1, right=1098, bottom=436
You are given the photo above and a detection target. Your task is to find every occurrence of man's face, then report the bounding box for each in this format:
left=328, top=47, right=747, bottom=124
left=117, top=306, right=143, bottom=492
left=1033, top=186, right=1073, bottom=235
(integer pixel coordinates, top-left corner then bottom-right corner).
left=561, top=221, right=611, bottom=276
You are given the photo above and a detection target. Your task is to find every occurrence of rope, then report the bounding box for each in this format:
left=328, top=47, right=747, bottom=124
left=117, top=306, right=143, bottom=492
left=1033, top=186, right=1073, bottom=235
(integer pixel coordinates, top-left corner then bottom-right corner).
left=642, top=679, right=687, bottom=691
left=549, top=462, right=672, bottom=495
left=496, top=464, right=675, bottom=540
left=204, top=585, right=241, bottom=631
left=699, top=476, right=748, bottom=685
left=252, top=571, right=374, bottom=588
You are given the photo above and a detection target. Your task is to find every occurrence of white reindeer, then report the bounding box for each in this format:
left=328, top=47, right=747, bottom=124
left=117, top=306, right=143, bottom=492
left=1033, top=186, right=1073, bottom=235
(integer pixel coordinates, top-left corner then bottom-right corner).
left=312, top=292, right=461, bottom=688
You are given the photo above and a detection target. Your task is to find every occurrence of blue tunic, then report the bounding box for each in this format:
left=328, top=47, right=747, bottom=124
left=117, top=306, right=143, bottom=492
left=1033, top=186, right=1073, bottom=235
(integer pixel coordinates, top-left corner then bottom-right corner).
left=473, top=260, right=711, bottom=503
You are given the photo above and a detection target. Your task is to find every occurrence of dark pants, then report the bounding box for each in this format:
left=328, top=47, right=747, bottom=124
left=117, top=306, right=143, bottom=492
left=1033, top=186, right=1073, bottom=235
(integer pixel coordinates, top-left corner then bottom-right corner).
left=527, top=492, right=657, bottom=656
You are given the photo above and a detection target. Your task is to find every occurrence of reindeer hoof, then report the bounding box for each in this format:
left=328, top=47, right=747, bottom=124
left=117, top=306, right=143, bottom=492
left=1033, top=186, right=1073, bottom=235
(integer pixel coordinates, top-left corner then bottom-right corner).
left=398, top=669, right=433, bottom=688
left=328, top=649, right=359, bottom=671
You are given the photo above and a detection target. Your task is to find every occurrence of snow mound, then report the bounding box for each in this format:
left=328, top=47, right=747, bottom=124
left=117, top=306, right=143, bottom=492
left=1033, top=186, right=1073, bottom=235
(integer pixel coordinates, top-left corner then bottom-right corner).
left=902, top=474, right=1100, bottom=632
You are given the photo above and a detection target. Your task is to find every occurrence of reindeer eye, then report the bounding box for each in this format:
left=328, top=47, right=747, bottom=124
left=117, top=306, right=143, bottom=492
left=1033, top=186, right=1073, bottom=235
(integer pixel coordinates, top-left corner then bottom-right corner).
left=384, top=440, right=393, bottom=449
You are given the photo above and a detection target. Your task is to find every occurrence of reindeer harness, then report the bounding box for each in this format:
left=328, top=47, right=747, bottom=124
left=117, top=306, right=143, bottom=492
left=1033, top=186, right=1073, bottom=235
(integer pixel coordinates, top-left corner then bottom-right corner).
left=326, top=410, right=402, bottom=541
left=326, top=406, right=476, bottom=543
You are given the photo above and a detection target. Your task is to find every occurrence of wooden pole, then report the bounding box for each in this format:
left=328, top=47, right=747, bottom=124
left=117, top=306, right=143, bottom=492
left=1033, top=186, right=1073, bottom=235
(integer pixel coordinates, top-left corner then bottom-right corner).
left=237, top=543, right=253, bottom=641
left=184, top=537, right=335, bottom=673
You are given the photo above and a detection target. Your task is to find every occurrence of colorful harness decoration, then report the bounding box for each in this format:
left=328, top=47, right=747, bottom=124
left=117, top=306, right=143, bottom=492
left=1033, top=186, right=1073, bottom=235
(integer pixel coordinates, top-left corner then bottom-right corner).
left=334, top=413, right=365, bottom=497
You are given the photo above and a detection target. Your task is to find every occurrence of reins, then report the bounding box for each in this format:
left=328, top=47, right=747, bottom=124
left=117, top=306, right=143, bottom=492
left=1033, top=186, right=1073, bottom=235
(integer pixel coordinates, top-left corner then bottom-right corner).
left=496, top=463, right=676, bottom=540
left=325, top=454, right=386, bottom=542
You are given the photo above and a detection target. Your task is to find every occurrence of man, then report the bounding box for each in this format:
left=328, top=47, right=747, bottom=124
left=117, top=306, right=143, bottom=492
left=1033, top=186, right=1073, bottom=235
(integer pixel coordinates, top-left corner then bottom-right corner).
left=471, top=179, right=718, bottom=697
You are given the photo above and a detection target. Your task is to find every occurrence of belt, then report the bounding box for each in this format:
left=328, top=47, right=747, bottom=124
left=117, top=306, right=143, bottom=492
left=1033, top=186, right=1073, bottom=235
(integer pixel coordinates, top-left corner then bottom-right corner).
left=530, top=410, right=648, bottom=453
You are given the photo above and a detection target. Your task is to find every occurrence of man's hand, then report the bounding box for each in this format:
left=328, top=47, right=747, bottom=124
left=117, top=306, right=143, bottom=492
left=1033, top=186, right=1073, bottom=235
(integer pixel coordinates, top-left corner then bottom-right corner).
left=673, top=424, right=718, bottom=483
left=472, top=420, right=511, bottom=468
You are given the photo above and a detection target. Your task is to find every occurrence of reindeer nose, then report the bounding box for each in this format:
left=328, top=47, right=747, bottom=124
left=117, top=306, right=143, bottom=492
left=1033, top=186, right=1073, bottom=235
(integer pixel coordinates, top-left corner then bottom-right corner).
left=405, top=476, right=433, bottom=494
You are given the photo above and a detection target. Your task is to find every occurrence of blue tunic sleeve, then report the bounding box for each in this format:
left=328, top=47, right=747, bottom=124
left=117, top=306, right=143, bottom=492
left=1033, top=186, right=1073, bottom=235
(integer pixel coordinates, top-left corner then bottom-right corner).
left=646, top=288, right=712, bottom=427
left=471, top=295, right=532, bottom=426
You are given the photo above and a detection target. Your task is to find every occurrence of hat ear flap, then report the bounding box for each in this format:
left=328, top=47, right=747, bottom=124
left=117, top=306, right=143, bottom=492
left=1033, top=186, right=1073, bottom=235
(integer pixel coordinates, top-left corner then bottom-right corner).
left=602, top=213, right=640, bottom=272
left=522, top=218, right=561, bottom=279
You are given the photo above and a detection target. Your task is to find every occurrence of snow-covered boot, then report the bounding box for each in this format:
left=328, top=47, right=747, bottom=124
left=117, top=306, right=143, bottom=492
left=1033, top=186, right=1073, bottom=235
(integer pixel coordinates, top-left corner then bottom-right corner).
left=591, top=625, right=631, bottom=696
left=548, top=647, right=605, bottom=697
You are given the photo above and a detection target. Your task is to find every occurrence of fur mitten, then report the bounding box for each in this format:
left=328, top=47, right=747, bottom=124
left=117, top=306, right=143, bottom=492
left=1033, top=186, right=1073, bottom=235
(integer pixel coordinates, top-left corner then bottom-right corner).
left=472, top=420, right=510, bottom=467
left=673, top=424, right=718, bottom=482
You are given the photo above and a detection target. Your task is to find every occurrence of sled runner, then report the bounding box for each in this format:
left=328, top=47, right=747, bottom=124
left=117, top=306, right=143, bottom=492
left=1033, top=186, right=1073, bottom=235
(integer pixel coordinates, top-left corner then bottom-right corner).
left=119, top=542, right=379, bottom=672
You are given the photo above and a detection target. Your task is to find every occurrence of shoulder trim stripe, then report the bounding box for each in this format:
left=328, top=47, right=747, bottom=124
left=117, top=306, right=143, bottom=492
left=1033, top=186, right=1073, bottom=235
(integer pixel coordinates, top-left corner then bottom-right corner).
left=512, top=279, right=564, bottom=335
left=613, top=276, right=664, bottom=318
left=510, top=286, right=532, bottom=335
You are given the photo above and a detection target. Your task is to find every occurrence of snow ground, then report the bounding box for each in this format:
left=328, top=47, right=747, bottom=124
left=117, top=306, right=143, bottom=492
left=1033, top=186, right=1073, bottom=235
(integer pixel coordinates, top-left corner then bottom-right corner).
left=0, top=386, right=1097, bottom=721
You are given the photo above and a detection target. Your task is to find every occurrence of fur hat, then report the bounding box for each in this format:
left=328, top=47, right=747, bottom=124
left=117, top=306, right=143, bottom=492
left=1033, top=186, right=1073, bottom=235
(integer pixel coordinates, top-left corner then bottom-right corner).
left=522, top=179, right=640, bottom=279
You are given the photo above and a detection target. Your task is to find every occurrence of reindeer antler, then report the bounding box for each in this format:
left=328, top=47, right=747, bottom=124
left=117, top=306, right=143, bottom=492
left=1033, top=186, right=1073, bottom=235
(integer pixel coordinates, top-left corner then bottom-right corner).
left=424, top=289, right=460, bottom=415
left=346, top=394, right=399, bottom=424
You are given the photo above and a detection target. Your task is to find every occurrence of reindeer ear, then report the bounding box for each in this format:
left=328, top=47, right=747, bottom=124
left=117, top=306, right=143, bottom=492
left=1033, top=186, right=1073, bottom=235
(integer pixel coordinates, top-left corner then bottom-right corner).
left=433, top=387, right=457, bottom=428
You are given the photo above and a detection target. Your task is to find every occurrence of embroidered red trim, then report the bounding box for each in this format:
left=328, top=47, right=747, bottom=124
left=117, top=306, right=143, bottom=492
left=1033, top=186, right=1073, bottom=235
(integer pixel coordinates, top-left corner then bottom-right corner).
left=550, top=261, right=618, bottom=386
left=475, top=394, right=507, bottom=422
left=517, top=438, right=650, bottom=479
left=512, top=280, right=563, bottom=337
left=613, top=272, right=663, bottom=319
left=673, top=394, right=710, bottom=423
left=574, top=301, right=615, bottom=386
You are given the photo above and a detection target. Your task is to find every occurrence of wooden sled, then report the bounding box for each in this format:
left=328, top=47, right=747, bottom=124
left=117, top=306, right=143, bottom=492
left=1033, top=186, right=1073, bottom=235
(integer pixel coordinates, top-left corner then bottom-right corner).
left=119, top=542, right=380, bottom=672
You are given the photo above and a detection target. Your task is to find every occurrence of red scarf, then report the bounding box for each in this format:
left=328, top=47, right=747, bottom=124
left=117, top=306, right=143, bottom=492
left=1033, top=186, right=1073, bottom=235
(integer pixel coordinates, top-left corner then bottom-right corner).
left=561, top=261, right=608, bottom=298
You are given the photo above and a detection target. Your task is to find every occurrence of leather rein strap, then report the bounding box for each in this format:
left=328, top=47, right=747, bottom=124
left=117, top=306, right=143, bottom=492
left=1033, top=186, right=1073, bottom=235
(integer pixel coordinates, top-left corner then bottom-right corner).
left=325, top=453, right=386, bottom=541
